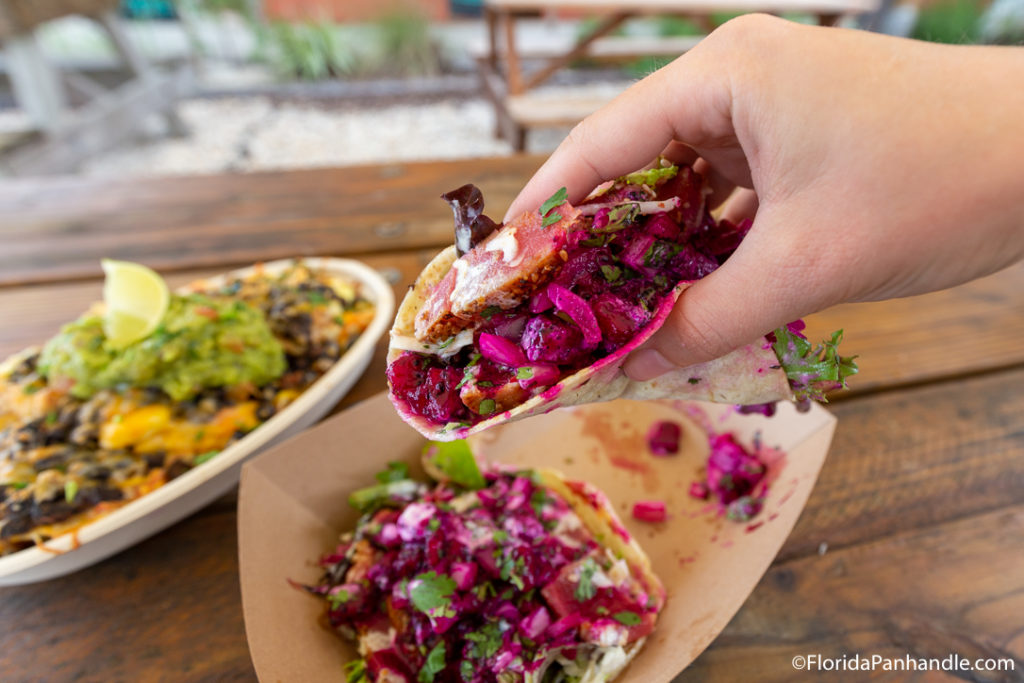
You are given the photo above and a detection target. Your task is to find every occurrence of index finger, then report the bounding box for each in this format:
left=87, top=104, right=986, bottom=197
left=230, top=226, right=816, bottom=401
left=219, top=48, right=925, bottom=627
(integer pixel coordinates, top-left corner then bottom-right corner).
left=503, top=44, right=735, bottom=220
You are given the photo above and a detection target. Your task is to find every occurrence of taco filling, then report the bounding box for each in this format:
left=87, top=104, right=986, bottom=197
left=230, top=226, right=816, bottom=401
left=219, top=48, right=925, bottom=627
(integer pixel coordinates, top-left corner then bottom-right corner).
left=304, top=442, right=664, bottom=683
left=387, top=162, right=855, bottom=435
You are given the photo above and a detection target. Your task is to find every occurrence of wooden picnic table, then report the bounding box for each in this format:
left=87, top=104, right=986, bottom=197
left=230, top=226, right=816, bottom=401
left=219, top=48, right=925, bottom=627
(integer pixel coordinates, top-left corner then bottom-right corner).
left=478, top=0, right=880, bottom=149
left=0, top=155, right=1022, bottom=681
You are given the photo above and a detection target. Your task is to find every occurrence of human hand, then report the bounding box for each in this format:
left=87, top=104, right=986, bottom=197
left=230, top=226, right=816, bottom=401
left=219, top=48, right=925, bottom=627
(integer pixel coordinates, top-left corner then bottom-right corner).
left=505, top=15, right=1024, bottom=380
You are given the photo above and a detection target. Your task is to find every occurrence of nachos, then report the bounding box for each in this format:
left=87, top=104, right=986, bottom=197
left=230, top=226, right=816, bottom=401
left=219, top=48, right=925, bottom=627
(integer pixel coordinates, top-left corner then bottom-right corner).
left=0, top=262, right=375, bottom=554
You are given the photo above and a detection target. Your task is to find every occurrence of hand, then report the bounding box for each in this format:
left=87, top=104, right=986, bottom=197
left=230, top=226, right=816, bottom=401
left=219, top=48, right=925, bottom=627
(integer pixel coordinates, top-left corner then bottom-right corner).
left=505, top=15, right=1024, bottom=380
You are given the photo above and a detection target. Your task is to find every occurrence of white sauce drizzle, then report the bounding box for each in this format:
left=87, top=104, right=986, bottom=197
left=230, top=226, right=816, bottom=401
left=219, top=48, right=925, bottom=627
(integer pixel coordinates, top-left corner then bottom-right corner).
left=484, top=227, right=519, bottom=263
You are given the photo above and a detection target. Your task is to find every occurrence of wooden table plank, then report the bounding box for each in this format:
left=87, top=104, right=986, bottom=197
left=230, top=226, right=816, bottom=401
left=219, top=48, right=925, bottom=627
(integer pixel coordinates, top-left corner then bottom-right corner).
left=680, top=504, right=1024, bottom=682
left=0, top=506, right=255, bottom=682
left=802, top=263, right=1024, bottom=399
left=780, top=365, right=1024, bottom=562
left=0, top=156, right=544, bottom=287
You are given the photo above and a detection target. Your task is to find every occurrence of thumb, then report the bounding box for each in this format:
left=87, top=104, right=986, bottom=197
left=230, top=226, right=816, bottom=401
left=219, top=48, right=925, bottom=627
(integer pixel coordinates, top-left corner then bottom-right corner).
left=622, top=208, right=814, bottom=380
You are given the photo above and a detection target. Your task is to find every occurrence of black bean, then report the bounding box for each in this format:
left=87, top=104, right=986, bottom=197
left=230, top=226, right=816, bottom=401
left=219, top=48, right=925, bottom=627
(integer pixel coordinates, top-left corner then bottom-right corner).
left=31, top=499, right=76, bottom=526
left=0, top=509, right=33, bottom=539
left=256, top=401, right=276, bottom=421
left=165, top=460, right=191, bottom=481
left=143, top=452, right=166, bottom=469
left=96, top=486, right=123, bottom=502
left=32, top=454, right=68, bottom=473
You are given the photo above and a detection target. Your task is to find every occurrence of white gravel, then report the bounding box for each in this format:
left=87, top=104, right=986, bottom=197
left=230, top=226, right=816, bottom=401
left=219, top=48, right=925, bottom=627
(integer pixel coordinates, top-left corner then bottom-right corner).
left=79, top=95, right=585, bottom=179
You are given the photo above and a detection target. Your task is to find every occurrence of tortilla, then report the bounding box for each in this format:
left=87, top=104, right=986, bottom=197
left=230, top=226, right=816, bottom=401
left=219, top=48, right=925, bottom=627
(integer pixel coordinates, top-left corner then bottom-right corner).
left=388, top=246, right=792, bottom=441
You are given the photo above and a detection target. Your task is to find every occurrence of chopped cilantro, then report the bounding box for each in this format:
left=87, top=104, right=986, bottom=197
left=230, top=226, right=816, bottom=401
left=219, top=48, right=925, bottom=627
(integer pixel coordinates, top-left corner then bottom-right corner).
left=542, top=211, right=562, bottom=227
left=460, top=660, right=475, bottom=681
left=409, top=572, right=456, bottom=616
left=466, top=622, right=503, bottom=659
left=423, top=440, right=486, bottom=489
left=5, top=482, right=27, bottom=490
left=455, top=367, right=476, bottom=391
left=596, top=606, right=609, bottom=616
left=21, top=384, right=40, bottom=396
left=539, top=187, right=568, bottom=217
left=530, top=489, right=549, bottom=516
left=477, top=381, right=494, bottom=388
left=492, top=530, right=509, bottom=544
left=44, top=411, right=58, bottom=426
left=643, top=240, right=684, bottom=267
left=613, top=611, right=642, bottom=626
left=327, top=587, right=353, bottom=609
left=593, top=203, right=639, bottom=234
left=418, top=642, right=446, bottom=683
left=428, top=517, right=440, bottom=531
left=478, top=399, right=496, bottom=416
left=480, top=306, right=502, bottom=319
left=600, top=265, right=622, bottom=283
left=437, top=336, right=455, bottom=350
left=375, top=460, right=410, bottom=484
left=193, top=429, right=206, bottom=443
left=194, top=451, right=219, bottom=466
left=64, top=480, right=78, bottom=504
left=575, top=558, right=598, bottom=601
left=307, top=290, right=327, bottom=305
left=580, top=234, right=612, bottom=248
left=516, top=367, right=534, bottom=380
left=771, top=326, right=858, bottom=403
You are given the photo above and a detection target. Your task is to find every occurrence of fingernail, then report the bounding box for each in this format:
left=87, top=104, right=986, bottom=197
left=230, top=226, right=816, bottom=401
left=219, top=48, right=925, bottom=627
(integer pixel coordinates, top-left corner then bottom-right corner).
left=624, top=349, right=677, bottom=381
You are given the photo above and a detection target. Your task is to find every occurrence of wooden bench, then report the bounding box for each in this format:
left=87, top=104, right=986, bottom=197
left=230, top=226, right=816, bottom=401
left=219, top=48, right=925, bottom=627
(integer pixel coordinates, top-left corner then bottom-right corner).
left=478, top=0, right=880, bottom=150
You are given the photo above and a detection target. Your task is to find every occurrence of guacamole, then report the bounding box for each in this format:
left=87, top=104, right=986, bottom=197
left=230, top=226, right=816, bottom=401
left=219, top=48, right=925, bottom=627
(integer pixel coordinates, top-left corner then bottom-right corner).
left=39, top=294, right=286, bottom=400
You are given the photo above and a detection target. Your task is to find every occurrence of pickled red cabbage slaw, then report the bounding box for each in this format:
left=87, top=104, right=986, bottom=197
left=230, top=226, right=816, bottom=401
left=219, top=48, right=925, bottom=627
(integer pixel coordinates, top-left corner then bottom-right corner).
left=304, top=442, right=663, bottom=683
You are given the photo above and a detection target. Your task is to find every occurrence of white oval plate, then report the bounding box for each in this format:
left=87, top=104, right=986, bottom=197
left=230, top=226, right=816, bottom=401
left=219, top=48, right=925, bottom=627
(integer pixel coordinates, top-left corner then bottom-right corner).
left=0, top=257, right=394, bottom=586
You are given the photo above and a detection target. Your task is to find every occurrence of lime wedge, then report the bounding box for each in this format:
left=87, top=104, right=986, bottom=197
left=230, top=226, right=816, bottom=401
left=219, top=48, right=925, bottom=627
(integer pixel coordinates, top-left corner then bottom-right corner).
left=101, top=259, right=170, bottom=349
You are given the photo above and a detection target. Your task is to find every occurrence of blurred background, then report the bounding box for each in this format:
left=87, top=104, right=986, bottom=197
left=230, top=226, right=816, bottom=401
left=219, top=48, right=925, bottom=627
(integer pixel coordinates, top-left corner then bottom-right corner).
left=0, top=0, right=1020, bottom=179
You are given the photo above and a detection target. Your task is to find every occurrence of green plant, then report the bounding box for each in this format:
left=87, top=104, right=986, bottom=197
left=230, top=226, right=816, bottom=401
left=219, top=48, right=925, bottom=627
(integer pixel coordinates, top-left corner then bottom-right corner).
left=655, top=15, right=703, bottom=36
left=266, top=21, right=358, bottom=80
left=372, top=4, right=440, bottom=76
left=913, top=0, right=984, bottom=43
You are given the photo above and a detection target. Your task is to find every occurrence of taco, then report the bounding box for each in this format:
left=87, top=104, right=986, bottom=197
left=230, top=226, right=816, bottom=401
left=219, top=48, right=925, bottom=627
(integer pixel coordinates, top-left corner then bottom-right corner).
left=387, top=162, right=856, bottom=440
left=304, top=441, right=665, bottom=683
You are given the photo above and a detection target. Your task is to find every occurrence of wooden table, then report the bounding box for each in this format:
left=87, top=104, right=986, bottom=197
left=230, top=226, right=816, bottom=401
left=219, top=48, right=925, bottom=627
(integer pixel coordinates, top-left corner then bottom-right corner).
left=1, top=156, right=1022, bottom=682
left=478, top=0, right=879, bottom=150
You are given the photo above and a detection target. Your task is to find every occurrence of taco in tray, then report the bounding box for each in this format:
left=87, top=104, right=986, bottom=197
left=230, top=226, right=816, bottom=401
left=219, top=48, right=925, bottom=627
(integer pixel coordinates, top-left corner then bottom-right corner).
left=305, top=441, right=665, bottom=683
left=387, top=161, right=856, bottom=440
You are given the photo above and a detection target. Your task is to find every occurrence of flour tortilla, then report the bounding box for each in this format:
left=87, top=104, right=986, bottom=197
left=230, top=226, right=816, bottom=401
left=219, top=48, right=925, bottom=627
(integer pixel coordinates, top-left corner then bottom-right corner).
left=389, top=246, right=792, bottom=441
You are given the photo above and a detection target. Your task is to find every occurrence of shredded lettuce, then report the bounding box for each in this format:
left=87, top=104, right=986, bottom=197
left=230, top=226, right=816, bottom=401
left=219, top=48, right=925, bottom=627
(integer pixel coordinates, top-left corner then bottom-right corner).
left=347, top=479, right=421, bottom=513
left=772, top=325, right=858, bottom=403
left=343, top=659, right=369, bottom=683
left=423, top=440, right=486, bottom=490
left=619, top=164, right=678, bottom=187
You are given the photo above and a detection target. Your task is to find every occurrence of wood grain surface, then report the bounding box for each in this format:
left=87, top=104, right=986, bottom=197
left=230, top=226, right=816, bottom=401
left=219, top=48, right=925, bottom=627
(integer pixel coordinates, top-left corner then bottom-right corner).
left=0, top=156, right=543, bottom=287
left=0, top=161, right=1021, bottom=683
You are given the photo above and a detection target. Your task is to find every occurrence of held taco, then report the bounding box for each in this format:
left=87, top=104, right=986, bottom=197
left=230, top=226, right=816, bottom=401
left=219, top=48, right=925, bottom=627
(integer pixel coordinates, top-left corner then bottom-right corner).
left=387, top=163, right=856, bottom=441
left=305, top=442, right=665, bottom=683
